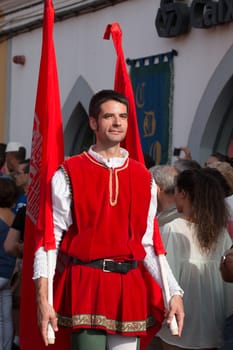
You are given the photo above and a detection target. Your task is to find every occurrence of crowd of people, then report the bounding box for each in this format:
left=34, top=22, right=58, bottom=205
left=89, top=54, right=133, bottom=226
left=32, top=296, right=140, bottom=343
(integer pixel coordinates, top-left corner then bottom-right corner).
left=0, top=142, right=29, bottom=350
left=147, top=147, right=233, bottom=350
left=1, top=90, right=233, bottom=350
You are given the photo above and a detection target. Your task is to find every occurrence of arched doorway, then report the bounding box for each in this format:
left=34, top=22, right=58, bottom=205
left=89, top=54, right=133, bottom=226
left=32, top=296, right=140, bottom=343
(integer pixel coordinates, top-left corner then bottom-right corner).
left=62, top=75, right=95, bottom=156
left=188, top=44, right=233, bottom=165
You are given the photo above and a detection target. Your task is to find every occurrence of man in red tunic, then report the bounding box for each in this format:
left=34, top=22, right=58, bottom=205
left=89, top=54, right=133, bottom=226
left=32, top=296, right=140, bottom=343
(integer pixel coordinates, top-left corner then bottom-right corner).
left=34, top=90, right=184, bottom=350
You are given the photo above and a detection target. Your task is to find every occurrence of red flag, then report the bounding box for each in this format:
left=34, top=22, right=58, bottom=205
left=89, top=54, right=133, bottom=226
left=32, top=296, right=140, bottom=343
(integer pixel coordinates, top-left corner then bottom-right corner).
left=20, top=1, right=68, bottom=349
left=104, top=23, right=145, bottom=164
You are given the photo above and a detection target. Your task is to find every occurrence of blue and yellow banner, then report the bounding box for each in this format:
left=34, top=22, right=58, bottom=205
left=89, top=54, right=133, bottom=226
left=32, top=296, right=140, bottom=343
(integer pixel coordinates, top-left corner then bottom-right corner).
left=127, top=50, right=176, bottom=165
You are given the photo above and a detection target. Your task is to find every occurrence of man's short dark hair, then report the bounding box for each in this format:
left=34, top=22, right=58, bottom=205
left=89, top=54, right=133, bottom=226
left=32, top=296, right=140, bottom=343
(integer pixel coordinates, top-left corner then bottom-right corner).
left=89, top=90, right=129, bottom=120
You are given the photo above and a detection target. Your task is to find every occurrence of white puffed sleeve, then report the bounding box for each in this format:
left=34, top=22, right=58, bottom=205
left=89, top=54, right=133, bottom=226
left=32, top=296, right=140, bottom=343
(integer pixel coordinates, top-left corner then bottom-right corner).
left=33, top=168, right=72, bottom=279
left=142, top=179, right=183, bottom=297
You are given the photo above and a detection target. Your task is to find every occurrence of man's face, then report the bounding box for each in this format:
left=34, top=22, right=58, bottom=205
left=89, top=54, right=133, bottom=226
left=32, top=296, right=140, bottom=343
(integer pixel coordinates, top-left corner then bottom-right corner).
left=5, top=153, right=19, bottom=176
left=14, top=163, right=29, bottom=188
left=89, top=100, right=128, bottom=147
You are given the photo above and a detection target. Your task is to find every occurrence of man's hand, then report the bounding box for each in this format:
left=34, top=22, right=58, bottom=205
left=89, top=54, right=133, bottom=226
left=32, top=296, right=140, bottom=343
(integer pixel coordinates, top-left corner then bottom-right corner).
left=35, top=277, right=58, bottom=346
left=220, top=248, right=233, bottom=283
left=179, top=147, right=192, bottom=160
left=166, top=294, right=185, bottom=336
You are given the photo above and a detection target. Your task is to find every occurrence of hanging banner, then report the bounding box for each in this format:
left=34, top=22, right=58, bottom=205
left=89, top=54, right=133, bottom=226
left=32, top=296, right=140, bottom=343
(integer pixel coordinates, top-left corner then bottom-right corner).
left=127, top=50, right=176, bottom=165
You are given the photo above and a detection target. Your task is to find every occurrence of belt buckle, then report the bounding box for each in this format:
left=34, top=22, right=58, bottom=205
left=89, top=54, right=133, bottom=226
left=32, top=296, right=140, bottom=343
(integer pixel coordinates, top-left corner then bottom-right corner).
left=103, top=259, right=112, bottom=272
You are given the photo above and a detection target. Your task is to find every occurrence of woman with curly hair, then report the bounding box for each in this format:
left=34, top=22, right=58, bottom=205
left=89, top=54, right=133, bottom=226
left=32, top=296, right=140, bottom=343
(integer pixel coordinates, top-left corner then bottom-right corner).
left=157, top=168, right=233, bottom=350
left=207, top=161, right=233, bottom=239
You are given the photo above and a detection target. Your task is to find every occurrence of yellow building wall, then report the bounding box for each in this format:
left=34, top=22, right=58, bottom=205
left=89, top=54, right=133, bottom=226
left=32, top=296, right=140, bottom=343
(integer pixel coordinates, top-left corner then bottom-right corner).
left=0, top=39, right=7, bottom=143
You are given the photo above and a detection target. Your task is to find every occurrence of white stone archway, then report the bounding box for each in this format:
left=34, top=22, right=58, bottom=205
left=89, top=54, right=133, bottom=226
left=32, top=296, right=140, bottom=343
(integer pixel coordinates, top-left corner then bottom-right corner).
left=188, top=43, right=233, bottom=165
left=62, top=76, right=94, bottom=156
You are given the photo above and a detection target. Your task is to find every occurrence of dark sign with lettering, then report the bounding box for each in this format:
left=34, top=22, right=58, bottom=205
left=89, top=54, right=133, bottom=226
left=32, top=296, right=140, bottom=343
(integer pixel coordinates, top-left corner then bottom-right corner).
left=155, top=0, right=190, bottom=37
left=155, top=0, right=233, bottom=37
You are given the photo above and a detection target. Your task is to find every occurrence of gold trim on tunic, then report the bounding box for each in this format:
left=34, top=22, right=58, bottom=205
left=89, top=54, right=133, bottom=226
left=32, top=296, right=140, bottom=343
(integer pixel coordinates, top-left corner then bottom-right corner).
left=57, top=313, right=155, bottom=333
left=84, top=152, right=129, bottom=206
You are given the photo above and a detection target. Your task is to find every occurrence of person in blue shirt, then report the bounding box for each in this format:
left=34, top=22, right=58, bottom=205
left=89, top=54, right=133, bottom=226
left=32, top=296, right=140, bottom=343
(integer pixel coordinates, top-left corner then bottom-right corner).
left=12, top=159, right=30, bottom=213
left=0, top=176, right=17, bottom=350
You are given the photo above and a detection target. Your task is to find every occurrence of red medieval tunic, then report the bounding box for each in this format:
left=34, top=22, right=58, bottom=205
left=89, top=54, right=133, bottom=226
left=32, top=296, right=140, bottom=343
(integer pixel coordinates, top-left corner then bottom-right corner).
left=53, top=152, right=165, bottom=338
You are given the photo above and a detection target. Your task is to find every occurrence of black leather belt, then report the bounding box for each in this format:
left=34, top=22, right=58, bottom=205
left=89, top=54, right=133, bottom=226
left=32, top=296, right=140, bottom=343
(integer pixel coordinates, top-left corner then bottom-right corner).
left=72, top=258, right=138, bottom=274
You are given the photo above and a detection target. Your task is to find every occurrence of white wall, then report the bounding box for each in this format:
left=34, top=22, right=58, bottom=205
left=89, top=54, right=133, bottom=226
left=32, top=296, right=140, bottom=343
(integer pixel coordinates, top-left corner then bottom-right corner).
left=8, top=0, right=233, bottom=156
